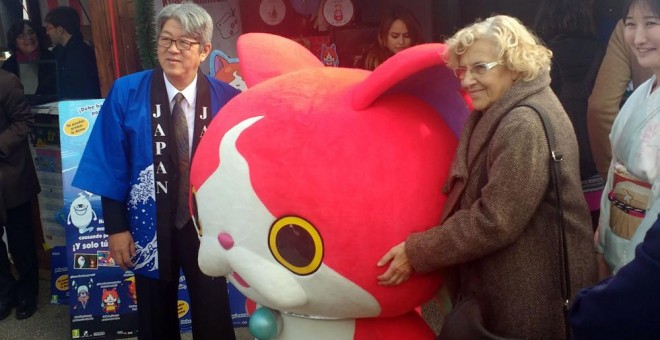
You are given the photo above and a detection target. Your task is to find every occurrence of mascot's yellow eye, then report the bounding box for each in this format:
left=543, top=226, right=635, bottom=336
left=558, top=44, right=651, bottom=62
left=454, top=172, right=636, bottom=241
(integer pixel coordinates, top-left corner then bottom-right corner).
left=269, top=216, right=323, bottom=275
left=191, top=187, right=203, bottom=237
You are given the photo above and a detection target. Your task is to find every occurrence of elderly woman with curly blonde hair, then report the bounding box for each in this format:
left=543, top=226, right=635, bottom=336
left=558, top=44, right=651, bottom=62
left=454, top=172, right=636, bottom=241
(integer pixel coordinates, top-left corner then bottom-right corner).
left=377, top=15, right=597, bottom=339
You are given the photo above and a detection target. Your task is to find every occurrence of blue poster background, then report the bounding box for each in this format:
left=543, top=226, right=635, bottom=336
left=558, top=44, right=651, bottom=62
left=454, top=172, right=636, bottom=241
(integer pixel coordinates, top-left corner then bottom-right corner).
left=59, top=100, right=247, bottom=339
left=60, top=100, right=139, bottom=339
left=50, top=246, right=69, bottom=305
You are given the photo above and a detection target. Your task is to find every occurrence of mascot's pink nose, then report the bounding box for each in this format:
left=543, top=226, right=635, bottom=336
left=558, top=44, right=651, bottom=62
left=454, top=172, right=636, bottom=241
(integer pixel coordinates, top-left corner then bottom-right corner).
left=218, top=232, right=234, bottom=249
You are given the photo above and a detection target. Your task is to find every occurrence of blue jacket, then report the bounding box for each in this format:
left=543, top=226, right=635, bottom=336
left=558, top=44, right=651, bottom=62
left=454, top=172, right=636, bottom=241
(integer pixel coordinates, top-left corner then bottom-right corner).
left=73, top=69, right=239, bottom=278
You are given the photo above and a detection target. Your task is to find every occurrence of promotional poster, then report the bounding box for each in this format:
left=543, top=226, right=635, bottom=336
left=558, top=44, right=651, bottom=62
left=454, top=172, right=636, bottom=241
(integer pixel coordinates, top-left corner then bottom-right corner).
left=60, top=99, right=139, bottom=339
left=59, top=99, right=248, bottom=338
left=50, top=246, right=70, bottom=305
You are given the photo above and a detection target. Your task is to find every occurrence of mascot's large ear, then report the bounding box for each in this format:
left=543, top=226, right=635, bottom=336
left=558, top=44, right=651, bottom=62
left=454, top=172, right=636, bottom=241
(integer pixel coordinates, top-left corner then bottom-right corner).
left=237, top=33, right=324, bottom=87
left=352, top=44, right=470, bottom=138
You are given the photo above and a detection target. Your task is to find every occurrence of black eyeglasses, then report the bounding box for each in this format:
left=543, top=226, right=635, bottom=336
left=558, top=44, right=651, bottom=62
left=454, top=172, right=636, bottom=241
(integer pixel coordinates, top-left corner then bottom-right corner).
left=454, top=62, right=500, bottom=80
left=157, top=36, right=200, bottom=51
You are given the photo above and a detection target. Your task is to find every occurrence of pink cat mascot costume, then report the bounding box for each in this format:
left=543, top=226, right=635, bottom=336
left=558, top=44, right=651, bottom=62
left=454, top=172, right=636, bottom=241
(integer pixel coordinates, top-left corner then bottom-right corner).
left=190, top=33, right=469, bottom=339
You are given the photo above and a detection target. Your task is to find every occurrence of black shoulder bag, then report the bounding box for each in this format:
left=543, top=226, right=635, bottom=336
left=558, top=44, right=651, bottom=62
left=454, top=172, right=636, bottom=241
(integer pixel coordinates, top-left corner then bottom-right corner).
left=438, top=104, right=572, bottom=340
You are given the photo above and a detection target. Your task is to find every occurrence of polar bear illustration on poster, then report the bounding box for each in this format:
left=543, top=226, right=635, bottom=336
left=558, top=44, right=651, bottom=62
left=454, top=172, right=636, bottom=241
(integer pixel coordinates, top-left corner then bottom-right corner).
left=68, top=192, right=97, bottom=234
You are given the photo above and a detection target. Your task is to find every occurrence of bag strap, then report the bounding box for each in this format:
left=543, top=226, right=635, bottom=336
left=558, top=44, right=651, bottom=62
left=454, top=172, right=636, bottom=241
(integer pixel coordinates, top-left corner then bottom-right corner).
left=518, top=104, right=572, bottom=339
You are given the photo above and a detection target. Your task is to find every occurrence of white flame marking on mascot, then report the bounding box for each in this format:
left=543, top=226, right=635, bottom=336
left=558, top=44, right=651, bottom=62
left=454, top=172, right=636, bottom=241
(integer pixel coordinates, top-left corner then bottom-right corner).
left=191, top=33, right=469, bottom=340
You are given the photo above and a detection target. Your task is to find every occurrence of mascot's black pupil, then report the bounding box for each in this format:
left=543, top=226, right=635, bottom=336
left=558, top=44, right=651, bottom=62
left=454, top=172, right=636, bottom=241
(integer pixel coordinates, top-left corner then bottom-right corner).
left=276, top=224, right=315, bottom=267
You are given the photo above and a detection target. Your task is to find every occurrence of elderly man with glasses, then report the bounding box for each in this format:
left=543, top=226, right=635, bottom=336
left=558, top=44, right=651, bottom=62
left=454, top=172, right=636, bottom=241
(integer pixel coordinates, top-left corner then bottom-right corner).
left=72, top=3, right=239, bottom=339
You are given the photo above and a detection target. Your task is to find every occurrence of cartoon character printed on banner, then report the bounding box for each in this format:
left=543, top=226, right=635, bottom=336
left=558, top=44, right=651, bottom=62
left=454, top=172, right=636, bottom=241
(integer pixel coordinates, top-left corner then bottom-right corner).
left=210, top=50, right=246, bottom=92
left=215, top=6, right=240, bottom=40
left=97, top=251, right=116, bottom=267
left=101, top=288, right=120, bottom=314
left=72, top=278, right=93, bottom=311
left=191, top=33, right=469, bottom=340
left=125, top=276, right=137, bottom=305
left=321, top=43, right=339, bottom=67
left=76, top=255, right=86, bottom=269
left=68, top=192, right=97, bottom=234
left=334, top=3, right=344, bottom=22
left=76, top=285, right=90, bottom=309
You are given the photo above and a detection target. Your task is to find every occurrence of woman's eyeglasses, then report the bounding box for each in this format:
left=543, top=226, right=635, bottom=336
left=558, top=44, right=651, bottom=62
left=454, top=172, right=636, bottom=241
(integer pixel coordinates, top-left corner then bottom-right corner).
left=454, top=62, right=500, bottom=80
left=157, top=36, right=200, bottom=51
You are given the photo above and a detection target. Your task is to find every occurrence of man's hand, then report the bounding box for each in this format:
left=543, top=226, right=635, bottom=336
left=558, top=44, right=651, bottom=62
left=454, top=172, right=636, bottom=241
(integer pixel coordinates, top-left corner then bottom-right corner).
left=108, top=231, right=135, bottom=271
left=377, top=241, right=413, bottom=286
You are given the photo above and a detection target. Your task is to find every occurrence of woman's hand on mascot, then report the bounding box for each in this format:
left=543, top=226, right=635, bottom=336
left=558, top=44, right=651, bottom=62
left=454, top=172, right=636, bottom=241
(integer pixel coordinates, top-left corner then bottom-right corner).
left=108, top=231, right=136, bottom=271
left=377, top=242, right=413, bottom=286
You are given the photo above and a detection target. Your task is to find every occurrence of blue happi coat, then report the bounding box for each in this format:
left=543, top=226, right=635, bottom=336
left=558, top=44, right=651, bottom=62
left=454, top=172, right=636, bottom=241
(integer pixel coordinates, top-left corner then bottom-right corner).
left=73, top=69, right=238, bottom=279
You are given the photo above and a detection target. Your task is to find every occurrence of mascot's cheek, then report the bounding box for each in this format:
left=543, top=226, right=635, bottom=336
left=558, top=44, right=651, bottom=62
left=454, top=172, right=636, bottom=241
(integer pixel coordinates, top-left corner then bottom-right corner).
left=197, top=236, right=231, bottom=276
left=227, top=247, right=309, bottom=309
left=198, top=233, right=310, bottom=309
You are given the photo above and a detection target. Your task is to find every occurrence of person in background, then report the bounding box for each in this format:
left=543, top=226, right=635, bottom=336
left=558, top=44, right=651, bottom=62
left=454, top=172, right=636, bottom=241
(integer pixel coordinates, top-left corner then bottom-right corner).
left=44, top=6, right=101, bottom=99
left=587, top=19, right=652, bottom=180
left=356, top=6, right=424, bottom=70
left=1, top=20, right=57, bottom=97
left=0, top=69, right=41, bottom=321
left=535, top=0, right=605, bottom=229
left=595, top=0, right=660, bottom=280
left=377, top=15, right=597, bottom=338
left=569, top=214, right=660, bottom=339
left=72, top=3, right=239, bottom=339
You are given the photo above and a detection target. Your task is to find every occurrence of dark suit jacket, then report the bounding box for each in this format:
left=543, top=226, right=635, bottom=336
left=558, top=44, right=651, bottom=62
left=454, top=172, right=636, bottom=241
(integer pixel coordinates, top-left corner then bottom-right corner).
left=52, top=35, right=101, bottom=99
left=0, top=69, right=40, bottom=214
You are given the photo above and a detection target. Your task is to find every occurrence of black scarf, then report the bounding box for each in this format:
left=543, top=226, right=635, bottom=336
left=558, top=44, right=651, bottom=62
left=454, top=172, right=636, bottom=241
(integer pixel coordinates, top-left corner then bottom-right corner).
left=149, top=67, right=212, bottom=280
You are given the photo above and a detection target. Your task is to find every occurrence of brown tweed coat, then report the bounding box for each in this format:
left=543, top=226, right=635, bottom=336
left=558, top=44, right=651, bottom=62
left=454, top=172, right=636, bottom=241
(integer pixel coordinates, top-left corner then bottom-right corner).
left=406, top=72, right=597, bottom=339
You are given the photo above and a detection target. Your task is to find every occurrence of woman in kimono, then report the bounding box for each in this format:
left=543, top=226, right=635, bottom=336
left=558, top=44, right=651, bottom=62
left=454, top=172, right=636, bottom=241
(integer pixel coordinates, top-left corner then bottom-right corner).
left=595, top=0, right=660, bottom=280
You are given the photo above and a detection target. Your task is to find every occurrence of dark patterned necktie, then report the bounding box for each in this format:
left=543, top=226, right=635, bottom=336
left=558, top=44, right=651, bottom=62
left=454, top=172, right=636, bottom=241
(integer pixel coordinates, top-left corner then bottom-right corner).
left=173, top=92, right=190, bottom=229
